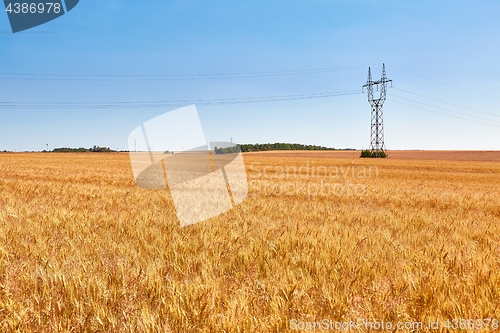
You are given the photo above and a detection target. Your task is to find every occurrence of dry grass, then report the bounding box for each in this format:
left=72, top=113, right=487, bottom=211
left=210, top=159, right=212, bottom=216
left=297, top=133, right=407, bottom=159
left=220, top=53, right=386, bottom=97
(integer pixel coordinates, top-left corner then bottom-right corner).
left=0, top=152, right=499, bottom=332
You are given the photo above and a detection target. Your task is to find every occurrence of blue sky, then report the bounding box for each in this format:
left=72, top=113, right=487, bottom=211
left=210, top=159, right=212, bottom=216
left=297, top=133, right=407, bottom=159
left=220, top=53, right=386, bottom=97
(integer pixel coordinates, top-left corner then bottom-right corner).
left=1, top=0, right=499, bottom=151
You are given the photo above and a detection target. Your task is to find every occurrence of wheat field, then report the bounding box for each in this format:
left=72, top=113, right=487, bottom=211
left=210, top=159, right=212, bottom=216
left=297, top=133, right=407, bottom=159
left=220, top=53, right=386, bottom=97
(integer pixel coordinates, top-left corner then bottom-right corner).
left=0, top=152, right=499, bottom=332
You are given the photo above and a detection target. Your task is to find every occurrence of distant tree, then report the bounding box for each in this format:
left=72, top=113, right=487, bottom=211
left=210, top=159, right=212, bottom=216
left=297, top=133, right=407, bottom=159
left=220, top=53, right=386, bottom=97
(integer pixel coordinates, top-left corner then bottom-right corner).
left=53, top=147, right=89, bottom=152
left=214, top=145, right=241, bottom=154
left=52, top=146, right=116, bottom=153
left=89, top=146, right=114, bottom=152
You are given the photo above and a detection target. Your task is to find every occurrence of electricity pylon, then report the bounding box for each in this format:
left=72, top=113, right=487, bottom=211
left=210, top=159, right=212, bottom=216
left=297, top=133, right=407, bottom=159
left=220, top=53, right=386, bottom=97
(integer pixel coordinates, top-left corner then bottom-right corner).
left=362, top=64, right=392, bottom=157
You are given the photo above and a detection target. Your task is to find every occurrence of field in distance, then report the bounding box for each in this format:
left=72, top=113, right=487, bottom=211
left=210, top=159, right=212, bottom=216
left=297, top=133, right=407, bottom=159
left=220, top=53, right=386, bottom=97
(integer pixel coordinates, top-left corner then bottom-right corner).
left=0, top=152, right=499, bottom=332
left=249, top=149, right=500, bottom=162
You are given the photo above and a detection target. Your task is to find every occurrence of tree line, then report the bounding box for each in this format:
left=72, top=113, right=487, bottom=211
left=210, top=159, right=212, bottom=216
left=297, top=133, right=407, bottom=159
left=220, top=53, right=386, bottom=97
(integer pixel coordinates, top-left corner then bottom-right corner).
left=51, top=146, right=116, bottom=153
left=214, top=143, right=336, bottom=154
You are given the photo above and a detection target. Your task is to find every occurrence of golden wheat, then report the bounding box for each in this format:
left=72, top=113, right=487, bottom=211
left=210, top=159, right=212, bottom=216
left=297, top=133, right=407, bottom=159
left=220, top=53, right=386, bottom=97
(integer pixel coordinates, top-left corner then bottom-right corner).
left=0, top=152, right=499, bottom=332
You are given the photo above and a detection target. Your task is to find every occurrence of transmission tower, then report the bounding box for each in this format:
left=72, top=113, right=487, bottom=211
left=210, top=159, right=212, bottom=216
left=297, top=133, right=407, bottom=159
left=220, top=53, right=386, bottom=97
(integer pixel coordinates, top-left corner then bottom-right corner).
left=362, top=64, right=392, bottom=157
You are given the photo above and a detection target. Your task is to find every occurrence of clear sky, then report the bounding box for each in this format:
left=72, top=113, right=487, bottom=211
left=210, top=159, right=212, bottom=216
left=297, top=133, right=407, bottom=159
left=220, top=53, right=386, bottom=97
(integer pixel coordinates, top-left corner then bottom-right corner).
left=1, top=0, right=499, bottom=151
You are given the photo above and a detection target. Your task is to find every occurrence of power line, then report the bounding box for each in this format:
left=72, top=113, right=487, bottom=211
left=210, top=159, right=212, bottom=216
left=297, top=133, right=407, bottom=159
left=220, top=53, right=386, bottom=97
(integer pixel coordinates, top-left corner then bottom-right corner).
left=0, top=65, right=372, bottom=81
left=386, top=67, right=500, bottom=129
left=392, top=100, right=500, bottom=128
left=388, top=64, right=500, bottom=102
left=389, top=73, right=500, bottom=109
left=0, top=90, right=362, bottom=109
left=393, top=87, right=500, bottom=118
left=3, top=62, right=498, bottom=132
left=391, top=94, right=500, bottom=125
